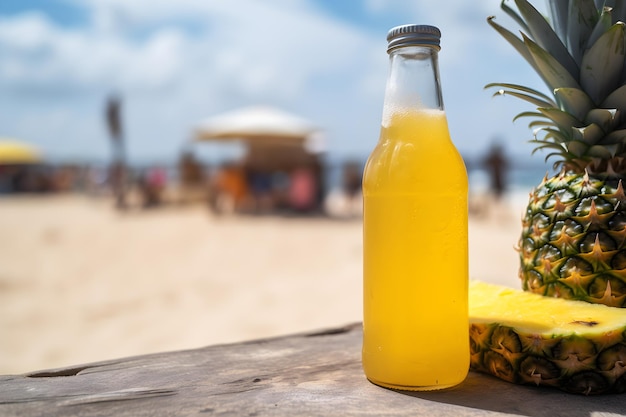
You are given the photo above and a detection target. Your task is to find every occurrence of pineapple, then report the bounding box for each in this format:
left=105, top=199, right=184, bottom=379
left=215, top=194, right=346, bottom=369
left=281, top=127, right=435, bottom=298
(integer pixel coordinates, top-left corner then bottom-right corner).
left=469, top=280, right=626, bottom=394
left=486, top=0, right=626, bottom=306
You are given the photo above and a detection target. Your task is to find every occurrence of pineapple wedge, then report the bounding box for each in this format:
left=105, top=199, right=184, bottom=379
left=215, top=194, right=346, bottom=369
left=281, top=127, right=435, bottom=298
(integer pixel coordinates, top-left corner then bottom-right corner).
left=469, top=281, right=626, bottom=395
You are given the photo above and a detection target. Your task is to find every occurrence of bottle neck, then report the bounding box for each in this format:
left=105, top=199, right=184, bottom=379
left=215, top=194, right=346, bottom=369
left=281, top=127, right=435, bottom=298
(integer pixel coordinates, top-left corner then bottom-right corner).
left=382, top=45, right=443, bottom=119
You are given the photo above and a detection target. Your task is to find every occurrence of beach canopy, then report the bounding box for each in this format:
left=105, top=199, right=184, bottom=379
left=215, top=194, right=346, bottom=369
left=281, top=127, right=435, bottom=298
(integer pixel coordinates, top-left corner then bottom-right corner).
left=0, top=139, right=42, bottom=164
left=194, top=106, right=320, bottom=147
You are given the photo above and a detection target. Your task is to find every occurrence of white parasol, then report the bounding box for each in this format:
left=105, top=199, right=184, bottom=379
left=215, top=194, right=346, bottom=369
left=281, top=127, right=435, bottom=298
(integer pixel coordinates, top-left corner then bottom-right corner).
left=194, top=106, right=322, bottom=149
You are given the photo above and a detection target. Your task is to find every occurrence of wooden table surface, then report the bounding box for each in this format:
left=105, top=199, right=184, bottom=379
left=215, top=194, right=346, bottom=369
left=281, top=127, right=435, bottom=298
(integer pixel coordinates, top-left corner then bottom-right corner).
left=1, top=322, right=625, bottom=416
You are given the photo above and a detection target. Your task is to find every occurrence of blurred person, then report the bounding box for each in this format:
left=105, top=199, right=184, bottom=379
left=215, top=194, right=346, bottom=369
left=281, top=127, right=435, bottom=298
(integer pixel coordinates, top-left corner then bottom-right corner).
left=482, top=142, right=509, bottom=201
left=270, top=170, right=291, bottom=209
left=288, top=167, right=317, bottom=212
left=0, top=166, right=10, bottom=193
left=247, top=168, right=274, bottom=213
left=105, top=94, right=127, bottom=209
left=108, top=161, right=128, bottom=207
left=178, top=150, right=206, bottom=204
left=342, top=161, right=363, bottom=217
left=209, top=162, right=248, bottom=214
left=136, top=166, right=166, bottom=208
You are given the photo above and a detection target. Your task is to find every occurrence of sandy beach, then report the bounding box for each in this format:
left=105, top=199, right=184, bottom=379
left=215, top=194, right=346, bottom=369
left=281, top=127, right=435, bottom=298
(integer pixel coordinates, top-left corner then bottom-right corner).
left=0, top=192, right=525, bottom=375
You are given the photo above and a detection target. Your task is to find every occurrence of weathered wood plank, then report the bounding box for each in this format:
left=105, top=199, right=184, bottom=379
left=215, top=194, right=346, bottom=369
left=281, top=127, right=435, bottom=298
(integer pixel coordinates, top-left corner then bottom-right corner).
left=0, top=323, right=625, bottom=416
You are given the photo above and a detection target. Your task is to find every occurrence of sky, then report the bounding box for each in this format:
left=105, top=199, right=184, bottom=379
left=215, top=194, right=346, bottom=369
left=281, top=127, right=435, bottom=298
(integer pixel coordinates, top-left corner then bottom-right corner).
left=0, top=0, right=550, bottom=168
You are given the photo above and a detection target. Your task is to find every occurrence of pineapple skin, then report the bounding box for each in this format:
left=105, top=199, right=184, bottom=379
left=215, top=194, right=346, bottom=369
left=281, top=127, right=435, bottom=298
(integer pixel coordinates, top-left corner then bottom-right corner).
left=518, top=170, right=626, bottom=307
left=470, top=281, right=626, bottom=395
left=470, top=322, right=626, bottom=395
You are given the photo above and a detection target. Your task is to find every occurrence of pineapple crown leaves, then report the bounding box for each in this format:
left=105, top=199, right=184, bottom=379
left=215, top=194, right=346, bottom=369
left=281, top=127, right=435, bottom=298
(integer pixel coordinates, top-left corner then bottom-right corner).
left=486, top=0, right=626, bottom=175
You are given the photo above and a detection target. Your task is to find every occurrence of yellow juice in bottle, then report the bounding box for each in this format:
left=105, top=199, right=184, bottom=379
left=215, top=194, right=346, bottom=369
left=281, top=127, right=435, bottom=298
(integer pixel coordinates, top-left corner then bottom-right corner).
left=362, top=108, right=469, bottom=391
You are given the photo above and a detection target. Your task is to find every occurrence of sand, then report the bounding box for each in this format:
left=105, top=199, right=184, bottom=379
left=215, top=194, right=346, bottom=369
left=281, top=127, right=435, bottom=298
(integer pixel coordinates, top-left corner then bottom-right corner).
left=0, top=193, right=525, bottom=375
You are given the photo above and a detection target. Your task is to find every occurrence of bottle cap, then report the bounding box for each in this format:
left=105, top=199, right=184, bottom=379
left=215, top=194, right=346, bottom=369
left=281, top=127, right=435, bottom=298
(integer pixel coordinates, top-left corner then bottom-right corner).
left=386, top=24, right=441, bottom=52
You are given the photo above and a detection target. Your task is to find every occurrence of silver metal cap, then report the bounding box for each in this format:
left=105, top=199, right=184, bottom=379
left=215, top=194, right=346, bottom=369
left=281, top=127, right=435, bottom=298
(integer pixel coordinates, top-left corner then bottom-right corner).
left=386, top=24, right=441, bottom=52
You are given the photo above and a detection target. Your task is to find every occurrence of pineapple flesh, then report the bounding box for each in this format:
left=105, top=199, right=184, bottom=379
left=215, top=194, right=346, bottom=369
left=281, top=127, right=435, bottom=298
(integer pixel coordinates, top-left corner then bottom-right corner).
left=487, top=0, right=626, bottom=306
left=470, top=281, right=626, bottom=395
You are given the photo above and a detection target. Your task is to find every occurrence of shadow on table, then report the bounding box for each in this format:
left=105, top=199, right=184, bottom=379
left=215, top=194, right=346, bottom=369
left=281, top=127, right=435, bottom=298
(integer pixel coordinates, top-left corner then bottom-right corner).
left=399, top=372, right=626, bottom=417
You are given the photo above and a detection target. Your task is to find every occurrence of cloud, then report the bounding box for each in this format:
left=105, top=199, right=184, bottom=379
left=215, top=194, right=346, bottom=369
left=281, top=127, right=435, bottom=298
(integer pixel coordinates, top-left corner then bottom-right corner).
left=0, top=11, right=189, bottom=92
left=0, top=0, right=548, bottom=166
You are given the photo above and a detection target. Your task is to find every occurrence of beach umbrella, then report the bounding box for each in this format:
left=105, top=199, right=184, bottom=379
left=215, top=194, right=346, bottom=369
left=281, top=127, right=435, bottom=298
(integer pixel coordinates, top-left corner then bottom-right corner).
left=0, top=139, right=42, bottom=164
left=194, top=106, right=320, bottom=147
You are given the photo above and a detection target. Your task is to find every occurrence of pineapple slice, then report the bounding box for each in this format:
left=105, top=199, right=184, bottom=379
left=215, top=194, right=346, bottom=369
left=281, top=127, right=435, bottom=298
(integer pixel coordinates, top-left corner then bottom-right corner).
left=469, top=281, right=626, bottom=395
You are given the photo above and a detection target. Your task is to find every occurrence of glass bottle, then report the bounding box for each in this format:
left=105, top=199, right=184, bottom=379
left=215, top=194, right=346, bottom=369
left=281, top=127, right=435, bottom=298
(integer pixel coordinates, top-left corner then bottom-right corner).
left=361, top=24, right=469, bottom=391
